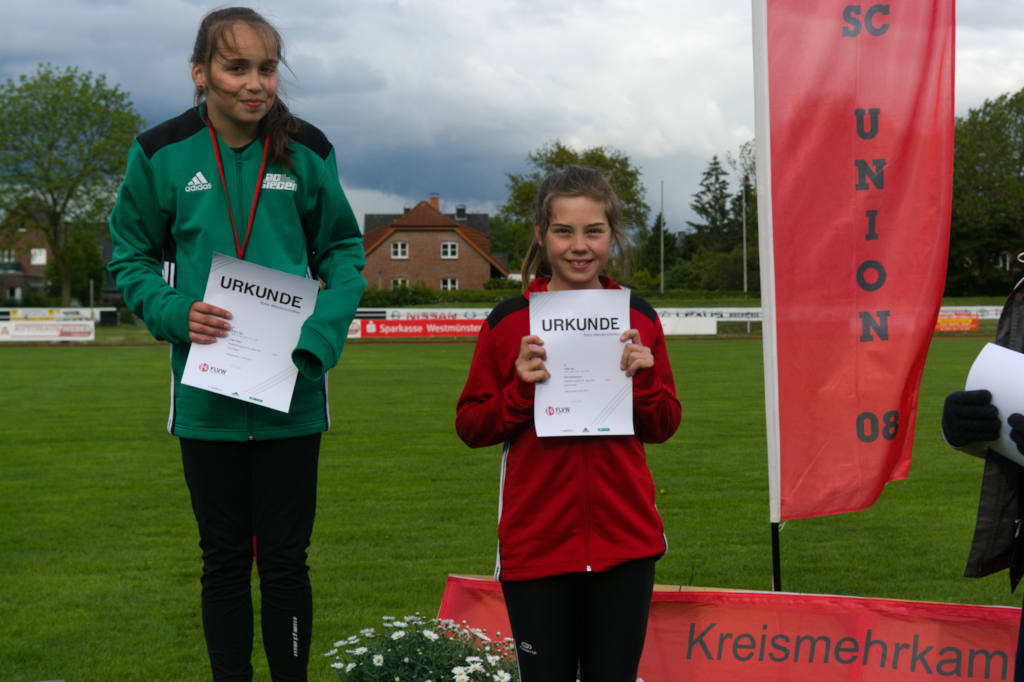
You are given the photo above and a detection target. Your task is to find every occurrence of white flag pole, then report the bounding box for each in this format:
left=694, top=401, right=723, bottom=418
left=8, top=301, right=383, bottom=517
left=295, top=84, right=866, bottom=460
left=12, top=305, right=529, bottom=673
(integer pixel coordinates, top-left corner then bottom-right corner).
left=751, top=0, right=782, bottom=591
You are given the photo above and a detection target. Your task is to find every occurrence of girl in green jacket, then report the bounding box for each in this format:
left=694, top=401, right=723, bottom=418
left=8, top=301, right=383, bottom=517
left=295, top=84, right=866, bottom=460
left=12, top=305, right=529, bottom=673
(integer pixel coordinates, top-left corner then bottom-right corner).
left=108, top=7, right=365, bottom=680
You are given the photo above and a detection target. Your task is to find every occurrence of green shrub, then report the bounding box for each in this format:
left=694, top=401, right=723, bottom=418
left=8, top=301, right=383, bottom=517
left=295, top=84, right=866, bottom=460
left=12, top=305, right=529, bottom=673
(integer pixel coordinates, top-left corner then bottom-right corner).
left=358, top=285, right=520, bottom=307
left=483, top=278, right=521, bottom=290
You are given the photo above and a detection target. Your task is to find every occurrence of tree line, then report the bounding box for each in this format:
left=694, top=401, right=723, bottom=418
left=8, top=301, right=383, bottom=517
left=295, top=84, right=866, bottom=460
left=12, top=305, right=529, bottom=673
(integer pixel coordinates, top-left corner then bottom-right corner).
left=489, top=139, right=759, bottom=294
left=493, top=88, right=1024, bottom=297
left=947, top=88, right=1024, bottom=295
left=2, top=63, right=1022, bottom=304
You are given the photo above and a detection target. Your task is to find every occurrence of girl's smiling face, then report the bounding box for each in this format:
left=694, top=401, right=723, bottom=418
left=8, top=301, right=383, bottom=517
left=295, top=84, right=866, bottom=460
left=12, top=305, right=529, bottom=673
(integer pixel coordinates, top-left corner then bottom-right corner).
left=538, top=195, right=612, bottom=290
left=192, top=21, right=279, bottom=147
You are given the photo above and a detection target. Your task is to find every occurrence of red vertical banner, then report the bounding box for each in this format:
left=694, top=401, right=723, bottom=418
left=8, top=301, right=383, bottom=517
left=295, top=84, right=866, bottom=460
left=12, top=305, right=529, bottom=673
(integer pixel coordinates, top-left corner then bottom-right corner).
left=753, top=1, right=955, bottom=520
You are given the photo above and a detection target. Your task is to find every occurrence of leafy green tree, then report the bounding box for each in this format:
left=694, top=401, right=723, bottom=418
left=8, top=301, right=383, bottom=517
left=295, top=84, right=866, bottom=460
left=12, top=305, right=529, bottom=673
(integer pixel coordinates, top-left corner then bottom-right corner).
left=664, top=260, right=692, bottom=289
left=488, top=213, right=535, bottom=272
left=46, top=230, right=107, bottom=304
left=685, top=155, right=735, bottom=253
left=676, top=142, right=762, bottom=293
left=629, top=268, right=659, bottom=290
left=684, top=246, right=745, bottom=291
left=631, top=212, right=682, bottom=286
left=947, top=87, right=1024, bottom=295
left=682, top=154, right=746, bottom=289
left=493, top=140, right=650, bottom=271
left=0, top=63, right=145, bottom=305
left=726, top=160, right=759, bottom=294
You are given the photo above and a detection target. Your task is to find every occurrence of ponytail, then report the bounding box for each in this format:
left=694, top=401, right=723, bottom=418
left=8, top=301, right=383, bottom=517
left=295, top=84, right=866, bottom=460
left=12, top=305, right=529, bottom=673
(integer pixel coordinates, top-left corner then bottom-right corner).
left=259, top=98, right=300, bottom=170
left=519, top=239, right=549, bottom=292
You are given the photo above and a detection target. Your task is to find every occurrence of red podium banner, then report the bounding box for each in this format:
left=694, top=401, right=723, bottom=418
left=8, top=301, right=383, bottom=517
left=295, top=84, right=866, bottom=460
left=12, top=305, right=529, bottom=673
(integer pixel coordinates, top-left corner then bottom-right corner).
left=438, top=575, right=1018, bottom=681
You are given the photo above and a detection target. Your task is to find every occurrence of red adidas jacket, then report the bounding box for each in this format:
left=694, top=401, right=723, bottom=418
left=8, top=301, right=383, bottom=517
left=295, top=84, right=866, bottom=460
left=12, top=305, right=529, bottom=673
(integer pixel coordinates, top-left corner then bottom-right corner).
left=455, top=277, right=681, bottom=581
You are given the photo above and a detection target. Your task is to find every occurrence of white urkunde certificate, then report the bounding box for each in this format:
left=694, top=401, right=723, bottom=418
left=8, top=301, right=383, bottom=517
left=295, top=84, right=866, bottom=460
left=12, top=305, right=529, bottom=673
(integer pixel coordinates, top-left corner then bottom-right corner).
left=182, top=252, right=319, bottom=413
left=530, top=289, right=633, bottom=437
left=966, top=342, right=1024, bottom=466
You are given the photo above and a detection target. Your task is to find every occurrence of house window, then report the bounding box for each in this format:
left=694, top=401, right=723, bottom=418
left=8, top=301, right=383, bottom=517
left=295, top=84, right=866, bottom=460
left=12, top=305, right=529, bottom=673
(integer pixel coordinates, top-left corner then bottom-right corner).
left=391, top=278, right=408, bottom=289
left=391, top=242, right=408, bottom=259
left=441, top=241, right=458, bottom=259
left=30, top=248, right=47, bottom=266
left=441, top=277, right=458, bottom=291
left=0, top=248, right=14, bottom=262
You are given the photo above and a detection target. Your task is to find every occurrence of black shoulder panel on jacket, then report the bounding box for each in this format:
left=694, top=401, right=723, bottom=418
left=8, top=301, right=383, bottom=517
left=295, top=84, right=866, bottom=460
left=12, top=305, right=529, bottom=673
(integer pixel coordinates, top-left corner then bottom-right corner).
left=137, top=108, right=205, bottom=159
left=486, top=294, right=529, bottom=330
left=630, top=293, right=658, bottom=325
left=291, top=119, right=333, bottom=161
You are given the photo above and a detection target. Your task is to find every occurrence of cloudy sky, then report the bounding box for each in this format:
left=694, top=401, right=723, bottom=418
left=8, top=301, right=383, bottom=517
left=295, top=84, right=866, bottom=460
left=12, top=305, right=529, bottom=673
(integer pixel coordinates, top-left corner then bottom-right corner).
left=2, top=1, right=1023, bottom=235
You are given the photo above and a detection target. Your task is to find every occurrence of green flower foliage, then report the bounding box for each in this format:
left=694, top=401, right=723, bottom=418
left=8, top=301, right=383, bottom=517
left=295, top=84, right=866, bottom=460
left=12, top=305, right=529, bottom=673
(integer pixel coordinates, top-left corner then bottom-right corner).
left=326, top=614, right=519, bottom=682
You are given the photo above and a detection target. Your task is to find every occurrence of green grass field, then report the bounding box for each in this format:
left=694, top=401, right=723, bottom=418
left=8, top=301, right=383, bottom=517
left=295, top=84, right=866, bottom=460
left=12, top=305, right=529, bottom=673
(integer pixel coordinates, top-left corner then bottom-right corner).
left=0, top=328, right=1018, bottom=680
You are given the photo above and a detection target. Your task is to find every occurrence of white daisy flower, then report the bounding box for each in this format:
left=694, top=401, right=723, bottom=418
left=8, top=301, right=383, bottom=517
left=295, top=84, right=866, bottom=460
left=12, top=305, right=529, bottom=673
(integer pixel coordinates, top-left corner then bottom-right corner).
left=391, top=630, right=406, bottom=640
left=373, top=654, right=385, bottom=666
left=422, top=629, right=440, bottom=641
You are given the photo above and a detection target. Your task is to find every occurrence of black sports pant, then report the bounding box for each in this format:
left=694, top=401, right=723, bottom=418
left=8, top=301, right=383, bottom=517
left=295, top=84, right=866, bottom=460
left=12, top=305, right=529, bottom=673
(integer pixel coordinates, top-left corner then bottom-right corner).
left=500, top=557, right=657, bottom=682
left=181, top=434, right=320, bottom=682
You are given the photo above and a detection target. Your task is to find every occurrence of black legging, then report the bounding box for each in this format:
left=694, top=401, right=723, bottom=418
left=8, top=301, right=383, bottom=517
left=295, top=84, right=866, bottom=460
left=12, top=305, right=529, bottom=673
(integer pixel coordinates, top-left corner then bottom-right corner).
left=500, top=557, right=657, bottom=682
left=181, top=434, right=320, bottom=682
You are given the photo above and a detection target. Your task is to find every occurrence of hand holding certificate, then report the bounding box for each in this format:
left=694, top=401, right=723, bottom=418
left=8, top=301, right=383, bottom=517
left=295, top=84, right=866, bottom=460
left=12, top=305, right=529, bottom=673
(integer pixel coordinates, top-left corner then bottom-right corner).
left=181, top=253, right=319, bottom=413
left=965, top=342, right=1024, bottom=466
left=530, top=289, right=633, bottom=437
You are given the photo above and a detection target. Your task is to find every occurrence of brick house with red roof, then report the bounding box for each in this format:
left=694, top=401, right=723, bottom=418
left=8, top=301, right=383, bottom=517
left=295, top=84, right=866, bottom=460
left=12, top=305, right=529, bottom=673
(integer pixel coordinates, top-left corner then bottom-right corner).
left=362, top=195, right=509, bottom=290
left=0, top=208, right=51, bottom=303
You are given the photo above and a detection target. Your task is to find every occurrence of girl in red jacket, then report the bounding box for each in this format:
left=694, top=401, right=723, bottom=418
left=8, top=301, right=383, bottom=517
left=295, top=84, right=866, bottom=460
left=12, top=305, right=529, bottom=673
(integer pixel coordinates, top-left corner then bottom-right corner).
left=456, top=165, right=681, bottom=681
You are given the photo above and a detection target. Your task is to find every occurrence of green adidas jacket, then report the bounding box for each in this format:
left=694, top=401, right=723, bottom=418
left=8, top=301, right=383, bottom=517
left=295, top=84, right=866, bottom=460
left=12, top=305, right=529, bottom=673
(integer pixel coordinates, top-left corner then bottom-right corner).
left=108, top=107, right=366, bottom=441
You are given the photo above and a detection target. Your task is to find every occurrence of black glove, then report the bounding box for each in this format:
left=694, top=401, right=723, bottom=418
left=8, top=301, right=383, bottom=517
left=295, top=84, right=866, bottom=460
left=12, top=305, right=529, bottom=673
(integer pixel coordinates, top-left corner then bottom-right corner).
left=942, top=389, right=999, bottom=447
left=1007, top=414, right=1024, bottom=455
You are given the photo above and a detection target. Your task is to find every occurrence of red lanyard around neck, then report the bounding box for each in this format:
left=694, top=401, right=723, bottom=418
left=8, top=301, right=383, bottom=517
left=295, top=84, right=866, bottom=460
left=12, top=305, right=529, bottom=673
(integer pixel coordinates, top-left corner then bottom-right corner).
left=206, top=115, right=269, bottom=259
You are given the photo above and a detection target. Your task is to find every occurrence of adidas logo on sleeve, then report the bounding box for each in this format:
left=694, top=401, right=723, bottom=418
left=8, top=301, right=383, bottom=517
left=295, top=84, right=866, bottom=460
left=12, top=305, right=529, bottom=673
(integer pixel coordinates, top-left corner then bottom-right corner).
left=185, top=172, right=213, bottom=192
